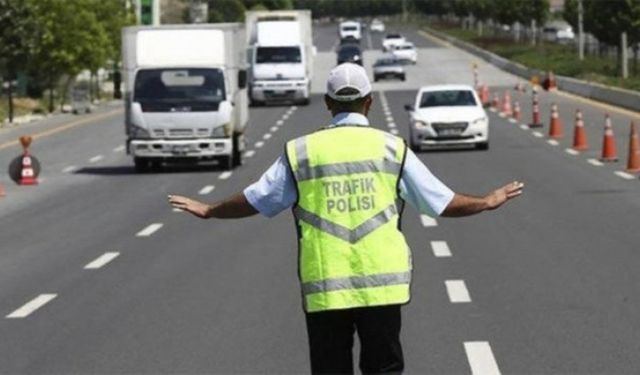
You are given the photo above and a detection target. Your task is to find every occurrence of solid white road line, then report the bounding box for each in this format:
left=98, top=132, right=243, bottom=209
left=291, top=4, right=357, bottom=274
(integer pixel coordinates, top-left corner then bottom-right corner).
left=263, top=133, right=272, bottom=140
left=445, top=280, right=471, bottom=303
left=587, top=158, right=604, bottom=166
left=244, top=150, right=256, bottom=158
left=89, top=155, right=104, bottom=163
left=519, top=124, right=529, bottom=130
left=113, top=145, right=125, bottom=152
left=464, top=341, right=502, bottom=375
left=547, top=139, right=559, bottom=146
left=565, top=148, right=579, bottom=155
left=431, top=241, right=452, bottom=257
left=614, top=171, right=636, bottom=180
left=420, top=215, right=437, bottom=227
left=6, top=294, right=57, bottom=319
left=219, top=171, right=232, bottom=180
left=255, top=141, right=265, bottom=148
left=136, top=223, right=163, bottom=237
left=198, top=185, right=215, bottom=195
left=84, top=252, right=120, bottom=270
left=62, top=165, right=78, bottom=173
left=270, top=126, right=278, bottom=132
left=532, top=131, right=544, bottom=138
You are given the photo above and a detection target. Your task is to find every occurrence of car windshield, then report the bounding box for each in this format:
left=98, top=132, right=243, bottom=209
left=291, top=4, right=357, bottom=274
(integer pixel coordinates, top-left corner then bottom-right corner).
left=134, top=68, right=225, bottom=112
left=398, top=45, right=413, bottom=50
left=342, top=26, right=357, bottom=31
left=375, top=59, right=399, bottom=66
left=339, top=46, right=360, bottom=56
left=386, top=34, right=402, bottom=39
left=256, top=46, right=302, bottom=63
left=420, top=90, right=477, bottom=107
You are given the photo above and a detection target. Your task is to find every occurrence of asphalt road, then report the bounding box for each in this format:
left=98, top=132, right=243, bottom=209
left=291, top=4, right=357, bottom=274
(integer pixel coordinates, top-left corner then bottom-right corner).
left=1, top=23, right=640, bottom=374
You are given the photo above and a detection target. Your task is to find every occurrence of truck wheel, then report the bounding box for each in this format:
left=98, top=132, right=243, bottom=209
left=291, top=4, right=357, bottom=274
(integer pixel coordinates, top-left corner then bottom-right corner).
left=298, top=97, right=310, bottom=106
left=221, top=156, right=233, bottom=171
left=232, top=134, right=243, bottom=167
left=134, top=157, right=150, bottom=173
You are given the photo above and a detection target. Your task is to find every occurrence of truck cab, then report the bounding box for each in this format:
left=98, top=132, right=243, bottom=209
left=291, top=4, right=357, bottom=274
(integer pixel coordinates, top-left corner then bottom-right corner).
left=339, top=21, right=362, bottom=43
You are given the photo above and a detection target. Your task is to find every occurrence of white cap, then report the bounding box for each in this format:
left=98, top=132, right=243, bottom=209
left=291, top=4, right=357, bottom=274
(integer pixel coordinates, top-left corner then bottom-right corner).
left=326, top=63, right=372, bottom=102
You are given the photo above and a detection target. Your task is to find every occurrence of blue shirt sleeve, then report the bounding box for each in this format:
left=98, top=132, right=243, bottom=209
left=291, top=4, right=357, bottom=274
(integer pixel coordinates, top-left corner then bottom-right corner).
left=398, top=149, right=455, bottom=217
left=243, top=156, right=297, bottom=217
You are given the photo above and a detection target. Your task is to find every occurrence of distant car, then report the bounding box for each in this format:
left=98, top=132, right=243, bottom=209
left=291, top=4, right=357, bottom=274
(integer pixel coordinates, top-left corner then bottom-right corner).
left=373, top=57, right=405, bottom=82
left=339, top=20, right=362, bottom=43
left=391, top=42, right=417, bottom=64
left=370, top=19, right=385, bottom=32
left=543, top=24, right=575, bottom=42
left=404, top=85, right=489, bottom=151
left=382, top=33, right=406, bottom=51
left=71, top=88, right=91, bottom=114
left=337, top=44, right=363, bottom=66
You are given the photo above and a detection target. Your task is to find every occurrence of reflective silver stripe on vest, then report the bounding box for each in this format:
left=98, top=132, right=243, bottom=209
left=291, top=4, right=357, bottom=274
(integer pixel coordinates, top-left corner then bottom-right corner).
left=294, top=203, right=398, bottom=244
left=295, top=136, right=309, bottom=170
left=302, top=271, right=411, bottom=295
left=384, top=133, right=398, bottom=162
left=294, top=159, right=401, bottom=181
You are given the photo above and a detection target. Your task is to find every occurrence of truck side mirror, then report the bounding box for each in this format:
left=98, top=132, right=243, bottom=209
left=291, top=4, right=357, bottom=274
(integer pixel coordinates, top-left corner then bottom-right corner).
left=238, top=70, right=247, bottom=89
left=404, top=104, right=414, bottom=112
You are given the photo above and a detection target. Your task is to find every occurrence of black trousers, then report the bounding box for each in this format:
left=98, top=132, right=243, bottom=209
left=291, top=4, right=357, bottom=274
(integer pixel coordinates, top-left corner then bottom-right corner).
left=305, top=304, right=404, bottom=375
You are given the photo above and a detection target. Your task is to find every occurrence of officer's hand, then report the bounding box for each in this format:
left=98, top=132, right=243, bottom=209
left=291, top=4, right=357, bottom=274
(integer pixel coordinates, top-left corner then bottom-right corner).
left=168, top=194, right=211, bottom=218
left=485, top=181, right=524, bottom=210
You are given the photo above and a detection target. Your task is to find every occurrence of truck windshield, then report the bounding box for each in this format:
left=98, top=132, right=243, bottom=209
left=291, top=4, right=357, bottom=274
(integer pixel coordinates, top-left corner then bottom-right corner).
left=256, top=47, right=302, bottom=64
left=134, top=68, right=225, bottom=112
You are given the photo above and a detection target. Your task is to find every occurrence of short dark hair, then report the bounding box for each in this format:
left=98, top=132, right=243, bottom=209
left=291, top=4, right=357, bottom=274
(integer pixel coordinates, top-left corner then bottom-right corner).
left=325, top=87, right=371, bottom=113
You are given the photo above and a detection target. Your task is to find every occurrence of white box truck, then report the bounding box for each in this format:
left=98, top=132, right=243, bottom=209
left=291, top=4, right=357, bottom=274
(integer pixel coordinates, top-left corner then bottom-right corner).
left=121, top=23, right=248, bottom=171
left=245, top=10, right=314, bottom=106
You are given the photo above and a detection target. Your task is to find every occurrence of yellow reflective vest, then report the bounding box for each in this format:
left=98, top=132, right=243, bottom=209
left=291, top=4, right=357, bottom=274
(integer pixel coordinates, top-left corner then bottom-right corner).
left=286, top=125, right=412, bottom=313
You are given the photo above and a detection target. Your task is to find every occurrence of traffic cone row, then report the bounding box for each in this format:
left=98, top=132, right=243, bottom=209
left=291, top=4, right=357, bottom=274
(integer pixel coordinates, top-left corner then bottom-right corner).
left=572, top=110, right=588, bottom=151
left=626, top=122, right=640, bottom=172
left=479, top=85, right=490, bottom=107
left=501, top=91, right=512, bottom=116
left=601, top=114, right=618, bottom=162
left=548, top=103, right=563, bottom=139
left=512, top=101, right=521, bottom=121
left=491, top=93, right=500, bottom=110
left=529, top=90, right=543, bottom=128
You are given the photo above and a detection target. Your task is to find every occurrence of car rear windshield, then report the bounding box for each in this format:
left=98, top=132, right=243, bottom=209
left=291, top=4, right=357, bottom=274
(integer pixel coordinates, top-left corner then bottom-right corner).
left=420, top=90, right=477, bottom=108
left=256, top=46, right=302, bottom=63
left=342, top=26, right=358, bottom=31
left=386, top=34, right=402, bottom=39
left=375, top=59, right=399, bottom=66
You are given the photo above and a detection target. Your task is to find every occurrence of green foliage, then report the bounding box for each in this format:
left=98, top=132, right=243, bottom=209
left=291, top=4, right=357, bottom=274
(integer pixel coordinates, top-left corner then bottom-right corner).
left=209, top=0, right=246, bottom=22
left=0, top=0, right=36, bottom=79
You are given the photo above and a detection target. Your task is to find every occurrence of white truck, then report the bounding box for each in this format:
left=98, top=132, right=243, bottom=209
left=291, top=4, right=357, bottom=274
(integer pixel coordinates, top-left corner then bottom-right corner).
left=121, top=23, right=248, bottom=172
left=245, top=10, right=314, bottom=106
left=339, top=20, right=362, bottom=43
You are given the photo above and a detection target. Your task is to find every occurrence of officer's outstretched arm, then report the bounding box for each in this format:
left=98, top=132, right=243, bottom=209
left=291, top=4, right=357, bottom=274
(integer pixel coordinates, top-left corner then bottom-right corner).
left=168, top=192, right=258, bottom=219
left=441, top=181, right=524, bottom=217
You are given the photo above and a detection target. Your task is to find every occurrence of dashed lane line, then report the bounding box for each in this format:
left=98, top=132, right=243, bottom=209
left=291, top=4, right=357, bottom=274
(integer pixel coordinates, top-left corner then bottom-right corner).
left=532, top=131, right=544, bottom=138
left=263, top=133, right=272, bottom=140
left=270, top=126, right=278, bottom=132
left=390, top=129, right=399, bottom=135
left=431, top=241, right=452, bottom=257
left=219, top=171, right=232, bottom=180
left=420, top=214, right=437, bottom=227
left=388, top=122, right=396, bottom=128
left=276, top=120, right=284, bottom=126
left=519, top=124, right=529, bottom=130
left=587, top=158, right=604, bottom=166
left=113, top=145, right=125, bottom=152
left=84, top=252, right=120, bottom=270
left=547, top=139, right=559, bottom=146
left=565, top=148, right=579, bottom=155
left=255, top=141, right=265, bottom=148
left=386, top=116, right=393, bottom=122
left=508, top=118, right=517, bottom=123
left=445, top=280, right=471, bottom=303
left=6, top=294, right=57, bottom=319
left=464, top=341, right=502, bottom=375
left=136, top=223, right=163, bottom=237
left=244, top=150, right=256, bottom=158
left=614, top=171, right=636, bottom=180
left=198, top=185, right=215, bottom=195
left=62, top=165, right=78, bottom=173
left=89, top=155, right=104, bottom=163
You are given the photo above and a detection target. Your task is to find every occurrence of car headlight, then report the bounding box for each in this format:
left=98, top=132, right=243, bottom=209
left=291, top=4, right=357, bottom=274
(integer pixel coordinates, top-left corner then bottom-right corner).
left=413, top=120, right=429, bottom=129
left=471, top=117, right=487, bottom=126
left=212, top=123, right=232, bottom=138
left=130, top=124, right=150, bottom=139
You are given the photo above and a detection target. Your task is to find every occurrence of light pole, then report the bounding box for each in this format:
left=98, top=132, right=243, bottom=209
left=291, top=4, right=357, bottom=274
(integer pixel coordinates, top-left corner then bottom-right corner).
left=578, top=0, right=584, bottom=61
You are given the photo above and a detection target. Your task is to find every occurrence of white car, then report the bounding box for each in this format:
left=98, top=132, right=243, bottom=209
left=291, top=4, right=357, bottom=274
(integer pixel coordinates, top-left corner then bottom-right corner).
left=382, top=33, right=405, bottom=51
left=339, top=21, right=362, bottom=43
left=404, top=85, right=489, bottom=150
left=370, top=19, right=385, bottom=32
left=391, top=42, right=417, bottom=64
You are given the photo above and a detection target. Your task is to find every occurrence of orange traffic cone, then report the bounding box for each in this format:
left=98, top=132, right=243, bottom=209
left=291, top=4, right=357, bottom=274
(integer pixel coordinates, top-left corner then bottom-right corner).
left=480, top=85, right=490, bottom=107
left=601, top=114, right=618, bottom=162
left=529, top=90, right=543, bottom=128
left=548, top=103, right=563, bottom=138
left=512, top=101, right=521, bottom=121
left=626, top=121, right=640, bottom=173
left=544, top=71, right=557, bottom=91
left=18, top=135, right=38, bottom=185
left=572, top=109, right=588, bottom=151
left=491, top=93, right=500, bottom=110
left=501, top=91, right=512, bottom=116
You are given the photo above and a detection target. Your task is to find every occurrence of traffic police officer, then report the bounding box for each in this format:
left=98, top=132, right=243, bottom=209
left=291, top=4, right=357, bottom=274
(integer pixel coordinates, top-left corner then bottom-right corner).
left=169, top=63, right=524, bottom=374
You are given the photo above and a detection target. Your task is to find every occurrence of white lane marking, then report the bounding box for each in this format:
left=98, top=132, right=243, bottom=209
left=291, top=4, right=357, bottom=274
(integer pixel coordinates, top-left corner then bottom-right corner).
left=270, top=126, right=278, bottom=132
left=388, top=122, right=396, bottom=128
left=464, top=341, right=502, bottom=375
left=263, top=133, right=272, bottom=140
left=508, top=118, right=517, bottom=123
left=84, top=252, right=120, bottom=270
left=290, top=105, right=297, bottom=111
left=62, top=165, right=78, bottom=173
left=384, top=110, right=391, bottom=116
left=431, top=241, right=452, bottom=257
left=172, top=207, right=183, bottom=212
left=532, top=131, right=543, bottom=138
left=420, top=215, right=437, bottom=227
left=244, top=150, right=256, bottom=158
left=386, top=116, right=393, bottom=122
left=565, top=148, right=579, bottom=155
left=498, top=113, right=506, bottom=118
left=614, top=171, right=636, bottom=180
left=445, top=280, right=471, bottom=303
left=519, top=124, right=529, bottom=130
left=282, top=113, right=290, bottom=120
left=136, top=223, right=163, bottom=237
left=113, top=145, right=125, bottom=152
left=489, top=108, right=496, bottom=113
left=587, top=158, right=604, bottom=166
left=547, top=139, right=559, bottom=146
left=198, top=185, right=215, bottom=195
left=219, top=171, right=232, bottom=180
left=255, top=141, right=265, bottom=148
left=390, top=129, right=399, bottom=135
left=276, top=120, right=284, bottom=126
left=6, top=294, right=57, bottom=319
left=89, top=155, right=104, bottom=163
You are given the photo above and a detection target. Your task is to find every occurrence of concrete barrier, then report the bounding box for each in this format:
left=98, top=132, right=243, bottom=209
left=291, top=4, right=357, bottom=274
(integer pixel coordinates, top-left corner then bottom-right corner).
left=424, top=27, right=640, bottom=113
